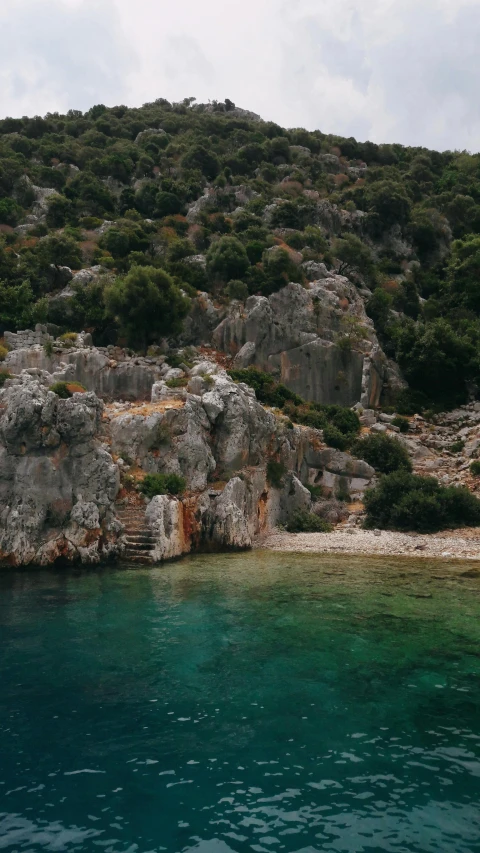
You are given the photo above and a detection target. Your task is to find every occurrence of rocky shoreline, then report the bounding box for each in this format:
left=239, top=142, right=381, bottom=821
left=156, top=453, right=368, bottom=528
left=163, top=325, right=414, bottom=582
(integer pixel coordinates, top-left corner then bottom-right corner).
left=259, top=528, right=480, bottom=561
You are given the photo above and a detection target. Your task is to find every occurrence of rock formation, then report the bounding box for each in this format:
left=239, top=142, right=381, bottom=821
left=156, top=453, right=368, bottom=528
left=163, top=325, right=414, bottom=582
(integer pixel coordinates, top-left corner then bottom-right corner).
left=0, top=348, right=377, bottom=566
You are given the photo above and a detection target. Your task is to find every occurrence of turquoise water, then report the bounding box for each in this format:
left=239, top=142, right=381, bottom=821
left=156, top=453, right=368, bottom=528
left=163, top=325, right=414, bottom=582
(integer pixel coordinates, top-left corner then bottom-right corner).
left=1, top=553, right=480, bottom=853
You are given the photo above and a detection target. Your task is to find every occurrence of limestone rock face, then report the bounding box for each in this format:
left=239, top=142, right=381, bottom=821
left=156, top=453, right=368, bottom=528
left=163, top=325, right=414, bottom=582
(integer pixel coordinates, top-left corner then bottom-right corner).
left=0, top=372, right=120, bottom=566
left=6, top=346, right=164, bottom=401
left=145, top=496, right=189, bottom=561
left=210, top=280, right=387, bottom=407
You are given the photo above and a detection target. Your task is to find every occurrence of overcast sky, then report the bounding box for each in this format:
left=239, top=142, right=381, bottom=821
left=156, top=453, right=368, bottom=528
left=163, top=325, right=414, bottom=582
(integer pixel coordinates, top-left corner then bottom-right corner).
left=1, top=0, right=479, bottom=152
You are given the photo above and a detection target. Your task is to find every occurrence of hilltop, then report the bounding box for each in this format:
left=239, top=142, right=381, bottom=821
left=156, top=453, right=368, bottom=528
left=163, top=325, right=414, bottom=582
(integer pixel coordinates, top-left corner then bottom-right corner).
left=0, top=96, right=479, bottom=411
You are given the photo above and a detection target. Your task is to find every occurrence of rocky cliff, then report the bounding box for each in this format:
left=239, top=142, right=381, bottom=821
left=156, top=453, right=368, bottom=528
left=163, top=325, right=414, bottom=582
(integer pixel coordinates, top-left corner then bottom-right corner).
left=0, top=345, right=375, bottom=566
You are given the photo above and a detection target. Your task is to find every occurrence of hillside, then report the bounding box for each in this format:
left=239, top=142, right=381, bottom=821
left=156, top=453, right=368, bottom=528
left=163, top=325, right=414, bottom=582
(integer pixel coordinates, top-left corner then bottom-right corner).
left=1, top=96, right=480, bottom=412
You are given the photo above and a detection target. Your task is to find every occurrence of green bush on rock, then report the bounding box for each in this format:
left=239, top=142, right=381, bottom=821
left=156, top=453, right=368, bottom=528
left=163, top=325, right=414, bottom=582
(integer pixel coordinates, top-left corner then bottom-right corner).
left=266, top=460, right=287, bottom=488
left=139, top=473, right=186, bottom=498
left=49, top=381, right=86, bottom=398
left=352, top=432, right=412, bottom=474
left=364, top=471, right=480, bottom=532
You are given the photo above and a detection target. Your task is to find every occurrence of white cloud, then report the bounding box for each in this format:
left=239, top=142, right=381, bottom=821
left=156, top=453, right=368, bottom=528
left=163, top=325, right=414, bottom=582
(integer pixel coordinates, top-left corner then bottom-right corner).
left=0, top=0, right=136, bottom=117
left=1, top=0, right=480, bottom=151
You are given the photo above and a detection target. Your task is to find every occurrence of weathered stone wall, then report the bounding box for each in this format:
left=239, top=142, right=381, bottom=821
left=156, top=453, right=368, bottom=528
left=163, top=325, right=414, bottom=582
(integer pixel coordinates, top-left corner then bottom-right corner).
left=4, top=326, right=52, bottom=350
left=5, top=347, right=164, bottom=401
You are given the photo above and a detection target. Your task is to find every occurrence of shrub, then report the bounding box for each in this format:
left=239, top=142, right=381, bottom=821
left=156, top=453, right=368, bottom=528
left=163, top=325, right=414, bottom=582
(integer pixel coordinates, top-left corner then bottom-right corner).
left=149, top=423, right=171, bottom=449
left=0, top=370, right=11, bottom=387
left=306, top=484, right=323, bottom=500
left=228, top=368, right=301, bottom=408
left=364, top=471, right=480, bottom=532
left=352, top=433, right=412, bottom=474
left=139, top=473, right=186, bottom=498
left=285, top=511, right=333, bottom=533
left=470, top=460, right=480, bottom=476
left=267, top=460, right=287, bottom=488
left=226, top=279, right=249, bottom=301
left=394, top=388, right=430, bottom=416
left=329, top=406, right=361, bottom=436
left=0, top=344, right=8, bottom=361
left=166, top=376, right=188, bottom=388
left=59, top=332, right=77, bottom=347
left=450, top=440, right=465, bottom=454
left=392, top=415, right=409, bottom=433
left=43, top=340, right=54, bottom=356
left=336, top=478, right=351, bottom=502
left=323, top=424, right=350, bottom=451
left=49, top=381, right=86, bottom=398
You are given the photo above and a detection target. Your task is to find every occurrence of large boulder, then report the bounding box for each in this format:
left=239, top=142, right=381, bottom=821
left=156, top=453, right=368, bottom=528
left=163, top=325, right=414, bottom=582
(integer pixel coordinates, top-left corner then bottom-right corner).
left=210, top=280, right=386, bottom=407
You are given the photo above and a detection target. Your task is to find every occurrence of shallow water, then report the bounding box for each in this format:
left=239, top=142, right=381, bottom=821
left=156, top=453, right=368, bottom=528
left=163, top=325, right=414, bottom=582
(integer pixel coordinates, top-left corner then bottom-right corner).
left=0, top=552, right=480, bottom=853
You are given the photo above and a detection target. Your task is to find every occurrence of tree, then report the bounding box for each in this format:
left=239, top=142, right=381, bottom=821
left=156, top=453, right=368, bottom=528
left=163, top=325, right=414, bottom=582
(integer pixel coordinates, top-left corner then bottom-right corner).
left=206, top=236, right=249, bottom=284
left=447, top=234, right=480, bottom=312
left=0, top=197, right=22, bottom=226
left=0, top=279, right=34, bottom=329
left=261, top=247, right=301, bottom=294
left=46, top=194, right=74, bottom=228
left=366, top=180, right=411, bottom=231
left=395, top=318, right=475, bottom=405
left=155, top=191, right=183, bottom=218
left=181, top=145, right=220, bottom=180
left=333, top=234, right=374, bottom=280
left=104, top=265, right=189, bottom=352
left=37, top=234, right=82, bottom=269
left=366, top=288, right=393, bottom=338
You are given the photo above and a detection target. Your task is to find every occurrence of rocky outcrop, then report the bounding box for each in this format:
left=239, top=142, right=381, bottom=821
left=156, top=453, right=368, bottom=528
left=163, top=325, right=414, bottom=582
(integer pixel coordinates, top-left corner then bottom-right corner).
left=0, top=356, right=379, bottom=567
left=106, top=365, right=376, bottom=560
left=211, top=279, right=387, bottom=407
left=0, top=371, right=120, bottom=566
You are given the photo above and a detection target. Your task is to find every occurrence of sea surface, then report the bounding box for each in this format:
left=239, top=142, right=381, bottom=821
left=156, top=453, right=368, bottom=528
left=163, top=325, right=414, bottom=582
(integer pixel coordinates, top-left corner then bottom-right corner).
left=0, top=552, right=479, bottom=853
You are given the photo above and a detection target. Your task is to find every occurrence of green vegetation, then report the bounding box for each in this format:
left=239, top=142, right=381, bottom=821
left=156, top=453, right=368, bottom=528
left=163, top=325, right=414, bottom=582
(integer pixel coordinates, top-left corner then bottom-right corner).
left=165, top=376, right=188, bottom=388
left=49, top=381, right=86, bottom=398
left=228, top=367, right=360, bottom=448
left=364, top=471, right=480, bottom=532
left=0, top=369, right=11, bottom=386
left=470, top=460, right=480, bottom=476
left=450, top=440, right=466, bottom=454
left=105, top=265, right=189, bottom=352
left=352, top=432, right=412, bottom=474
left=59, top=332, right=78, bottom=346
left=0, top=344, right=8, bottom=361
left=392, top=415, right=409, bottom=433
left=266, top=459, right=287, bottom=488
left=285, top=510, right=333, bottom=533
left=0, top=97, right=480, bottom=406
left=139, top=473, right=186, bottom=498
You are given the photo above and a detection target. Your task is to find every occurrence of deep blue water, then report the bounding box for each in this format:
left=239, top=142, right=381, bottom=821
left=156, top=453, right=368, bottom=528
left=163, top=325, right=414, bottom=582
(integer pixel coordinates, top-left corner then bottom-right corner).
left=0, top=552, right=479, bottom=853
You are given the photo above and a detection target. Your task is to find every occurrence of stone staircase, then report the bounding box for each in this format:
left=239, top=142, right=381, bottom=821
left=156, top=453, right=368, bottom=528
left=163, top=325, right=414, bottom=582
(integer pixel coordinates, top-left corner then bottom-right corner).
left=116, top=504, right=156, bottom=564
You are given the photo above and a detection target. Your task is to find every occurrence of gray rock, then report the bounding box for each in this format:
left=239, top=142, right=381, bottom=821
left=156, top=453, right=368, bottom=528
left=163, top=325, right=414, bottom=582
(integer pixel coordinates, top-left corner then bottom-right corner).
left=146, top=495, right=189, bottom=561
left=0, top=372, right=120, bottom=566
left=233, top=341, right=256, bottom=368
left=210, top=279, right=386, bottom=407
